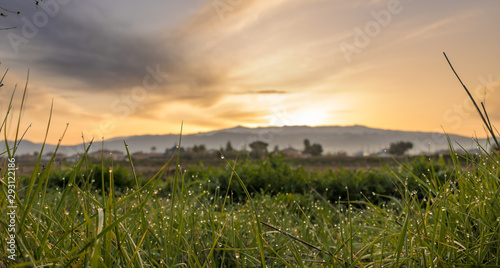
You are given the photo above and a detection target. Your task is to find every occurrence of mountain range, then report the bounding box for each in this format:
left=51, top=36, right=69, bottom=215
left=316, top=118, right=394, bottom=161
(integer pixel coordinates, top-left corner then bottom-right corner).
left=0, top=125, right=489, bottom=157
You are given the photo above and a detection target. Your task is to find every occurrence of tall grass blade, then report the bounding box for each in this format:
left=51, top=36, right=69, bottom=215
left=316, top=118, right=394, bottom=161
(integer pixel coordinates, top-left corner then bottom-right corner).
left=12, top=69, right=29, bottom=156
left=443, top=52, right=500, bottom=149
left=223, top=158, right=266, bottom=268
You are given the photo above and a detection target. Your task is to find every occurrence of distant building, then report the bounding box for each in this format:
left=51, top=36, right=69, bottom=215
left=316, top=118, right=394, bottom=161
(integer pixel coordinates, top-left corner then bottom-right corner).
left=41, top=152, right=67, bottom=162
left=280, top=147, right=302, bottom=158
left=131, top=151, right=150, bottom=160
left=17, top=153, right=39, bottom=162
left=353, top=151, right=364, bottom=157
left=372, top=151, right=391, bottom=158
left=207, top=149, right=219, bottom=155
left=131, top=151, right=164, bottom=160
left=88, top=150, right=125, bottom=161
left=353, top=151, right=370, bottom=157
left=148, top=153, right=164, bottom=160
left=66, top=154, right=81, bottom=163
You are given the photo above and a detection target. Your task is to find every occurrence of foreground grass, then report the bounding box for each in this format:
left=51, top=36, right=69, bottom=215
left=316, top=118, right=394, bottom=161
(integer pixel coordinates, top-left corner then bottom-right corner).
left=1, top=140, right=499, bottom=267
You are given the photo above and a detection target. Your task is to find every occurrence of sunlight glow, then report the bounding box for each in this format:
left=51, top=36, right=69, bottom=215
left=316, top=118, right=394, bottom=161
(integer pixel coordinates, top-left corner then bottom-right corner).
left=282, top=107, right=329, bottom=126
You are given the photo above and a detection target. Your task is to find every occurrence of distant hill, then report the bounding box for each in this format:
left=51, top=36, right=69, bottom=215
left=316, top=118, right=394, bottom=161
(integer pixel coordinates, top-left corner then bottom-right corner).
left=0, top=125, right=489, bottom=157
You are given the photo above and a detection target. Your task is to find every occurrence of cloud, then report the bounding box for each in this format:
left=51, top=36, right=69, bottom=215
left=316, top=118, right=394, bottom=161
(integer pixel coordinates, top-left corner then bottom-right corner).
left=254, top=90, right=287, bottom=94
left=214, top=108, right=269, bottom=123
left=231, top=89, right=287, bottom=95
left=3, top=0, right=346, bottom=112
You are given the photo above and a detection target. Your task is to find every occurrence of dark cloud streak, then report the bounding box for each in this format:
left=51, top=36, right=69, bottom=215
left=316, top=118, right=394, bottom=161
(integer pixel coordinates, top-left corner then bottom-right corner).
left=1, top=1, right=235, bottom=109
left=232, top=89, right=288, bottom=95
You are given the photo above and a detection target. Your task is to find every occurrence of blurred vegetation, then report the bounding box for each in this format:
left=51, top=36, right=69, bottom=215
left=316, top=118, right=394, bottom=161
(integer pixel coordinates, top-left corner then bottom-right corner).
left=31, top=153, right=454, bottom=206
left=157, top=154, right=454, bottom=205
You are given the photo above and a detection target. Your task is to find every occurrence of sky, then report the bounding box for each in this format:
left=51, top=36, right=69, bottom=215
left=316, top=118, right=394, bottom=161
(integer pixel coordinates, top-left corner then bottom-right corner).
left=0, top=0, right=499, bottom=145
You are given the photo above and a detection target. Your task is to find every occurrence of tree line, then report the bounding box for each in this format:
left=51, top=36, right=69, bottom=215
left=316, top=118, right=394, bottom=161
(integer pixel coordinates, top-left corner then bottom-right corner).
left=157, top=139, right=417, bottom=159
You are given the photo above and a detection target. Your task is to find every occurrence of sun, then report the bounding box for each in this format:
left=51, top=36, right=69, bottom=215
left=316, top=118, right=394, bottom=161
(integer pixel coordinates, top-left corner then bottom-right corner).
left=278, top=107, right=329, bottom=126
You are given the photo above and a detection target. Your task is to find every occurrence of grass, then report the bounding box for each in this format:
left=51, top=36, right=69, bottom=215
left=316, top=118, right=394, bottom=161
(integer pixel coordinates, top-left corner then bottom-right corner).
left=1, top=58, right=500, bottom=267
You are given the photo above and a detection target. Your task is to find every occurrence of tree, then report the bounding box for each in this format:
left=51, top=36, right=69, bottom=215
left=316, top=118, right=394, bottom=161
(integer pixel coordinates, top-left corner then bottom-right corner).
left=225, top=141, right=233, bottom=152
left=387, top=141, right=413, bottom=156
left=165, top=143, right=185, bottom=155
left=304, top=139, right=311, bottom=150
left=303, top=139, right=323, bottom=156
left=273, top=145, right=279, bottom=153
left=310, top=144, right=323, bottom=156
left=249, top=141, right=268, bottom=158
left=199, top=144, right=206, bottom=152
left=151, top=146, right=156, bottom=153
left=192, top=144, right=206, bottom=153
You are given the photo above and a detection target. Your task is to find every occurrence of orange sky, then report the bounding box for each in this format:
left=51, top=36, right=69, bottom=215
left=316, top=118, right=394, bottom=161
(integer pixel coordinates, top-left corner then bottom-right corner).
left=1, top=0, right=499, bottom=145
